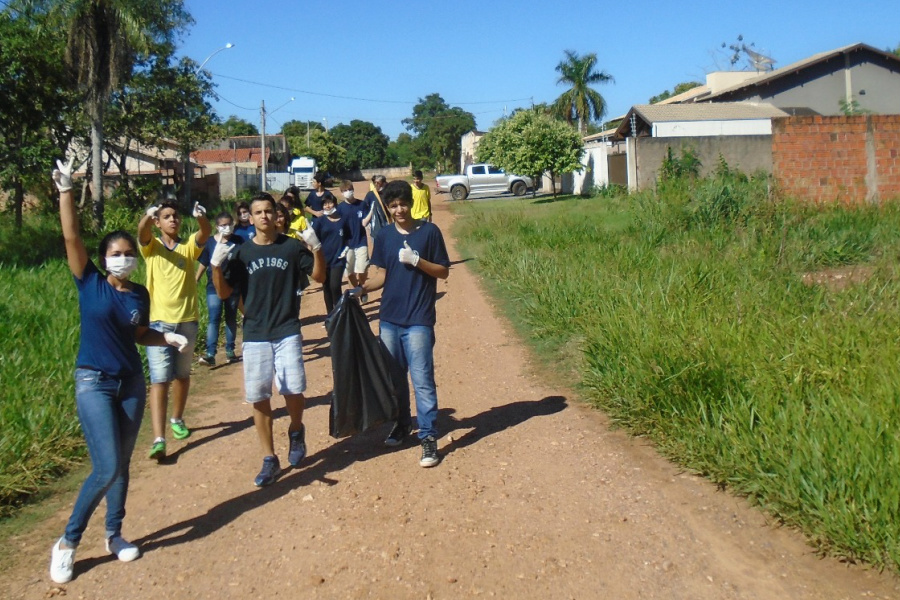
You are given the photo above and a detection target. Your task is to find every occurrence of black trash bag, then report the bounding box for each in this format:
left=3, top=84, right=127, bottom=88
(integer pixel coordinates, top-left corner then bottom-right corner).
left=324, top=292, right=398, bottom=438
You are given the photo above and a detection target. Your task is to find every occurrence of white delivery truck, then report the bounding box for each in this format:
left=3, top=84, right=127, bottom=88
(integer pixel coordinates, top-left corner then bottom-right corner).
left=288, top=156, right=317, bottom=189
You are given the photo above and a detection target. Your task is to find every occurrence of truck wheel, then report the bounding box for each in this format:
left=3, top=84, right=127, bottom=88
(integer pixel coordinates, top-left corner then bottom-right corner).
left=451, top=185, right=468, bottom=201
left=511, top=181, right=527, bottom=196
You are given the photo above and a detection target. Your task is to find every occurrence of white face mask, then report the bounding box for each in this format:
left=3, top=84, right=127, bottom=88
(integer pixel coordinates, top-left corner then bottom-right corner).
left=323, top=207, right=337, bottom=216
left=342, top=190, right=354, bottom=200
left=217, top=225, right=234, bottom=236
left=105, top=256, right=138, bottom=279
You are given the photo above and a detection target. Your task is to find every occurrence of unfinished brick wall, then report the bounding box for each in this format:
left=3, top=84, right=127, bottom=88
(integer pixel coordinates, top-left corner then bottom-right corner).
left=772, top=115, right=900, bottom=204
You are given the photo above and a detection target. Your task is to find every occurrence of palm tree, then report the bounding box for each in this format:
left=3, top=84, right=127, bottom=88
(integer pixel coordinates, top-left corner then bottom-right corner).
left=552, top=50, right=614, bottom=135
left=54, top=0, right=187, bottom=229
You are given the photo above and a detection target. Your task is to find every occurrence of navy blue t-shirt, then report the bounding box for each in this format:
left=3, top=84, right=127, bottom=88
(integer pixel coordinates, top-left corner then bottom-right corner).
left=370, top=222, right=450, bottom=327
left=234, top=222, right=255, bottom=240
left=337, top=199, right=368, bottom=249
left=312, top=215, right=349, bottom=269
left=198, top=234, right=244, bottom=292
left=74, top=260, right=150, bottom=377
left=305, top=190, right=336, bottom=214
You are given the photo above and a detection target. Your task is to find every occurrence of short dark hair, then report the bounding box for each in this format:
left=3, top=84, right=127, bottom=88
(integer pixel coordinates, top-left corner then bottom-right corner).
left=156, top=201, right=179, bottom=216
left=414, top=170, right=423, bottom=179
left=215, top=211, right=233, bottom=223
left=250, top=192, right=276, bottom=210
left=381, top=180, right=413, bottom=205
left=313, top=171, right=327, bottom=184
left=97, top=230, right=138, bottom=273
left=236, top=201, right=250, bottom=212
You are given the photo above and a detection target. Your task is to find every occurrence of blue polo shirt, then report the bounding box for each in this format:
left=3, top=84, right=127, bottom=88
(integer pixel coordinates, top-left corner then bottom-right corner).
left=337, top=199, right=368, bottom=249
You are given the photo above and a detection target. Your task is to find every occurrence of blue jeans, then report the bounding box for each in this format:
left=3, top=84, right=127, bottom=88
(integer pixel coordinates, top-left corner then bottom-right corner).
left=379, top=322, right=438, bottom=440
left=64, top=368, right=146, bottom=545
left=206, top=291, right=239, bottom=356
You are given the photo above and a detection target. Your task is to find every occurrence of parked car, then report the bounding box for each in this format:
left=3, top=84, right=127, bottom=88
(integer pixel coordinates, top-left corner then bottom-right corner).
left=435, top=163, right=533, bottom=201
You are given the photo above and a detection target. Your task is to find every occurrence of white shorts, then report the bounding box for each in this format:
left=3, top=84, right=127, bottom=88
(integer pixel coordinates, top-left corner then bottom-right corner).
left=242, top=334, right=306, bottom=403
left=345, top=246, right=369, bottom=274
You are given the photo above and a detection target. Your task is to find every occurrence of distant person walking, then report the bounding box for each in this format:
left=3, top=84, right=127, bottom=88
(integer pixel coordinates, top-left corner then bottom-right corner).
left=211, top=192, right=326, bottom=486
left=410, top=170, right=432, bottom=223
left=337, top=179, right=370, bottom=298
left=138, top=199, right=211, bottom=460
left=364, top=175, right=390, bottom=237
left=312, top=191, right=349, bottom=315
left=353, top=180, right=450, bottom=467
left=304, top=171, right=335, bottom=225
left=196, top=212, right=244, bottom=366
left=49, top=157, right=189, bottom=584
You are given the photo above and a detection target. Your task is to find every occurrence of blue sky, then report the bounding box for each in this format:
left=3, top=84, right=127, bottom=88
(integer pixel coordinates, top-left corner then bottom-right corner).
left=178, top=0, right=900, bottom=140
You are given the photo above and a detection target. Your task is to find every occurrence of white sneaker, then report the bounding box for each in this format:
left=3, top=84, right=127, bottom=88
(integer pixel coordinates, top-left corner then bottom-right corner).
left=50, top=538, right=75, bottom=583
left=106, top=536, right=140, bottom=562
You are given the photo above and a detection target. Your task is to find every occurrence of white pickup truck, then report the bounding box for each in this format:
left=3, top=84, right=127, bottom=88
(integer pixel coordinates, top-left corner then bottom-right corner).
left=435, top=163, right=533, bottom=201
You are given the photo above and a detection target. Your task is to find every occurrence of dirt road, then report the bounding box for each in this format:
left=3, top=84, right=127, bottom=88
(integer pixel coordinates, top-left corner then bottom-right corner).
left=3, top=185, right=899, bottom=599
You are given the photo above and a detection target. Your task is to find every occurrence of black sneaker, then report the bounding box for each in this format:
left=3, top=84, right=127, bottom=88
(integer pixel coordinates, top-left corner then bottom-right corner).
left=288, top=425, right=306, bottom=467
left=254, top=456, right=281, bottom=487
left=384, top=422, right=411, bottom=447
left=199, top=355, right=215, bottom=366
left=419, top=436, right=440, bottom=468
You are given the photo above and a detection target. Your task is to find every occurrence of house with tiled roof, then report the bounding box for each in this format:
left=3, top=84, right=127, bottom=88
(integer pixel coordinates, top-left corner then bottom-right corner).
left=573, top=42, right=900, bottom=196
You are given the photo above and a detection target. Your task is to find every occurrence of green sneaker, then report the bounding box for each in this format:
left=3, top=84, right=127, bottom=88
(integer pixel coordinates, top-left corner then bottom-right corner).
left=225, top=350, right=237, bottom=363
left=148, top=440, right=166, bottom=460
left=170, top=419, right=190, bottom=440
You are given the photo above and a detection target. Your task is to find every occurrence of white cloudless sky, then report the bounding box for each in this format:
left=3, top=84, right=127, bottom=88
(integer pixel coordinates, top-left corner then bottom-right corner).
left=179, top=0, right=900, bottom=139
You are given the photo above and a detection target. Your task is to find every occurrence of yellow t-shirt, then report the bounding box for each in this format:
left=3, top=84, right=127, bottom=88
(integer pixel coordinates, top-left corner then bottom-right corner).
left=290, top=208, right=308, bottom=232
left=411, top=184, right=431, bottom=220
left=139, top=232, right=203, bottom=323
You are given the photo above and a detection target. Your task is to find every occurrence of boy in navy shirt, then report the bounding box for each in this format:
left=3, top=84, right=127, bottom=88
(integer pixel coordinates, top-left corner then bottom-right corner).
left=354, top=180, right=450, bottom=467
left=337, top=180, right=370, bottom=300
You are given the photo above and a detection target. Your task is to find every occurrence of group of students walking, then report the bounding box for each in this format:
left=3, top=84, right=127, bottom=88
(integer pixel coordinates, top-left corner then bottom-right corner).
left=48, top=159, right=449, bottom=584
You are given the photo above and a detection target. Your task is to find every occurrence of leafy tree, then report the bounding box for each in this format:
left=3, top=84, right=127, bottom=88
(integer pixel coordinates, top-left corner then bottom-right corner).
left=402, top=93, right=475, bottom=173
left=105, top=53, right=218, bottom=207
left=385, top=133, right=425, bottom=168
left=890, top=43, right=900, bottom=57
left=281, top=120, right=324, bottom=156
left=0, top=8, right=77, bottom=227
left=476, top=110, right=584, bottom=197
left=303, top=129, right=345, bottom=174
left=49, top=0, right=191, bottom=229
left=221, top=115, right=258, bottom=137
left=649, top=81, right=703, bottom=104
left=330, top=120, right=389, bottom=170
left=552, top=50, right=613, bottom=135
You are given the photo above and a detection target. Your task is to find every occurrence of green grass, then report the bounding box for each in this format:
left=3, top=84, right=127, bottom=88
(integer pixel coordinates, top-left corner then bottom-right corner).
left=0, top=205, right=208, bottom=518
left=453, top=182, right=900, bottom=570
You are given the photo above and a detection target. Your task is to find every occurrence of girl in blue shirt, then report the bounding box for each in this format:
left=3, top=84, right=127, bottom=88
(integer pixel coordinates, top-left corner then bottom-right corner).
left=49, top=158, right=188, bottom=584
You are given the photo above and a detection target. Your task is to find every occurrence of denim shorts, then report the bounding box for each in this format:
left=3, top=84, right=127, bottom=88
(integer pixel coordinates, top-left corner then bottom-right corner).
left=146, top=321, right=198, bottom=384
left=242, top=334, right=306, bottom=403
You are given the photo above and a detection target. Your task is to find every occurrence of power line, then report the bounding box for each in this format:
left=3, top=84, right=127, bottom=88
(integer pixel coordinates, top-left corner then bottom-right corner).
left=211, top=72, right=532, bottom=106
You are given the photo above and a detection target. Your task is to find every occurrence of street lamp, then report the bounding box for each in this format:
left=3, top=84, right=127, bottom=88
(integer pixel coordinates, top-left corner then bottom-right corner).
left=260, top=97, right=294, bottom=191
left=322, top=117, right=328, bottom=133
left=197, top=42, right=234, bottom=72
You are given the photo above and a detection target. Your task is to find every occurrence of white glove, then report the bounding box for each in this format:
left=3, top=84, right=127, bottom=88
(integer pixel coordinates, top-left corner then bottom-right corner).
left=164, top=332, right=189, bottom=352
left=192, top=202, right=206, bottom=218
left=52, top=157, right=75, bottom=192
left=146, top=205, right=159, bottom=219
left=398, top=241, right=419, bottom=267
left=210, top=241, right=232, bottom=268
left=300, top=227, right=321, bottom=251
left=338, top=246, right=349, bottom=259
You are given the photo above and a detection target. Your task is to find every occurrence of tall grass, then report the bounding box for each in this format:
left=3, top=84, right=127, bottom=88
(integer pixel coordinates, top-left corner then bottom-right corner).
left=0, top=205, right=208, bottom=517
left=454, top=178, right=900, bottom=570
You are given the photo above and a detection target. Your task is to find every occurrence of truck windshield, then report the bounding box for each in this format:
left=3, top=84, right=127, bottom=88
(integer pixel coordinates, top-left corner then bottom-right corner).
left=294, top=167, right=314, bottom=173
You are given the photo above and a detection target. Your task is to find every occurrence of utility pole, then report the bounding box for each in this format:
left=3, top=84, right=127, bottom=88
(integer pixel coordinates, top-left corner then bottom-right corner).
left=307, top=121, right=310, bottom=150
left=260, top=99, right=266, bottom=191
